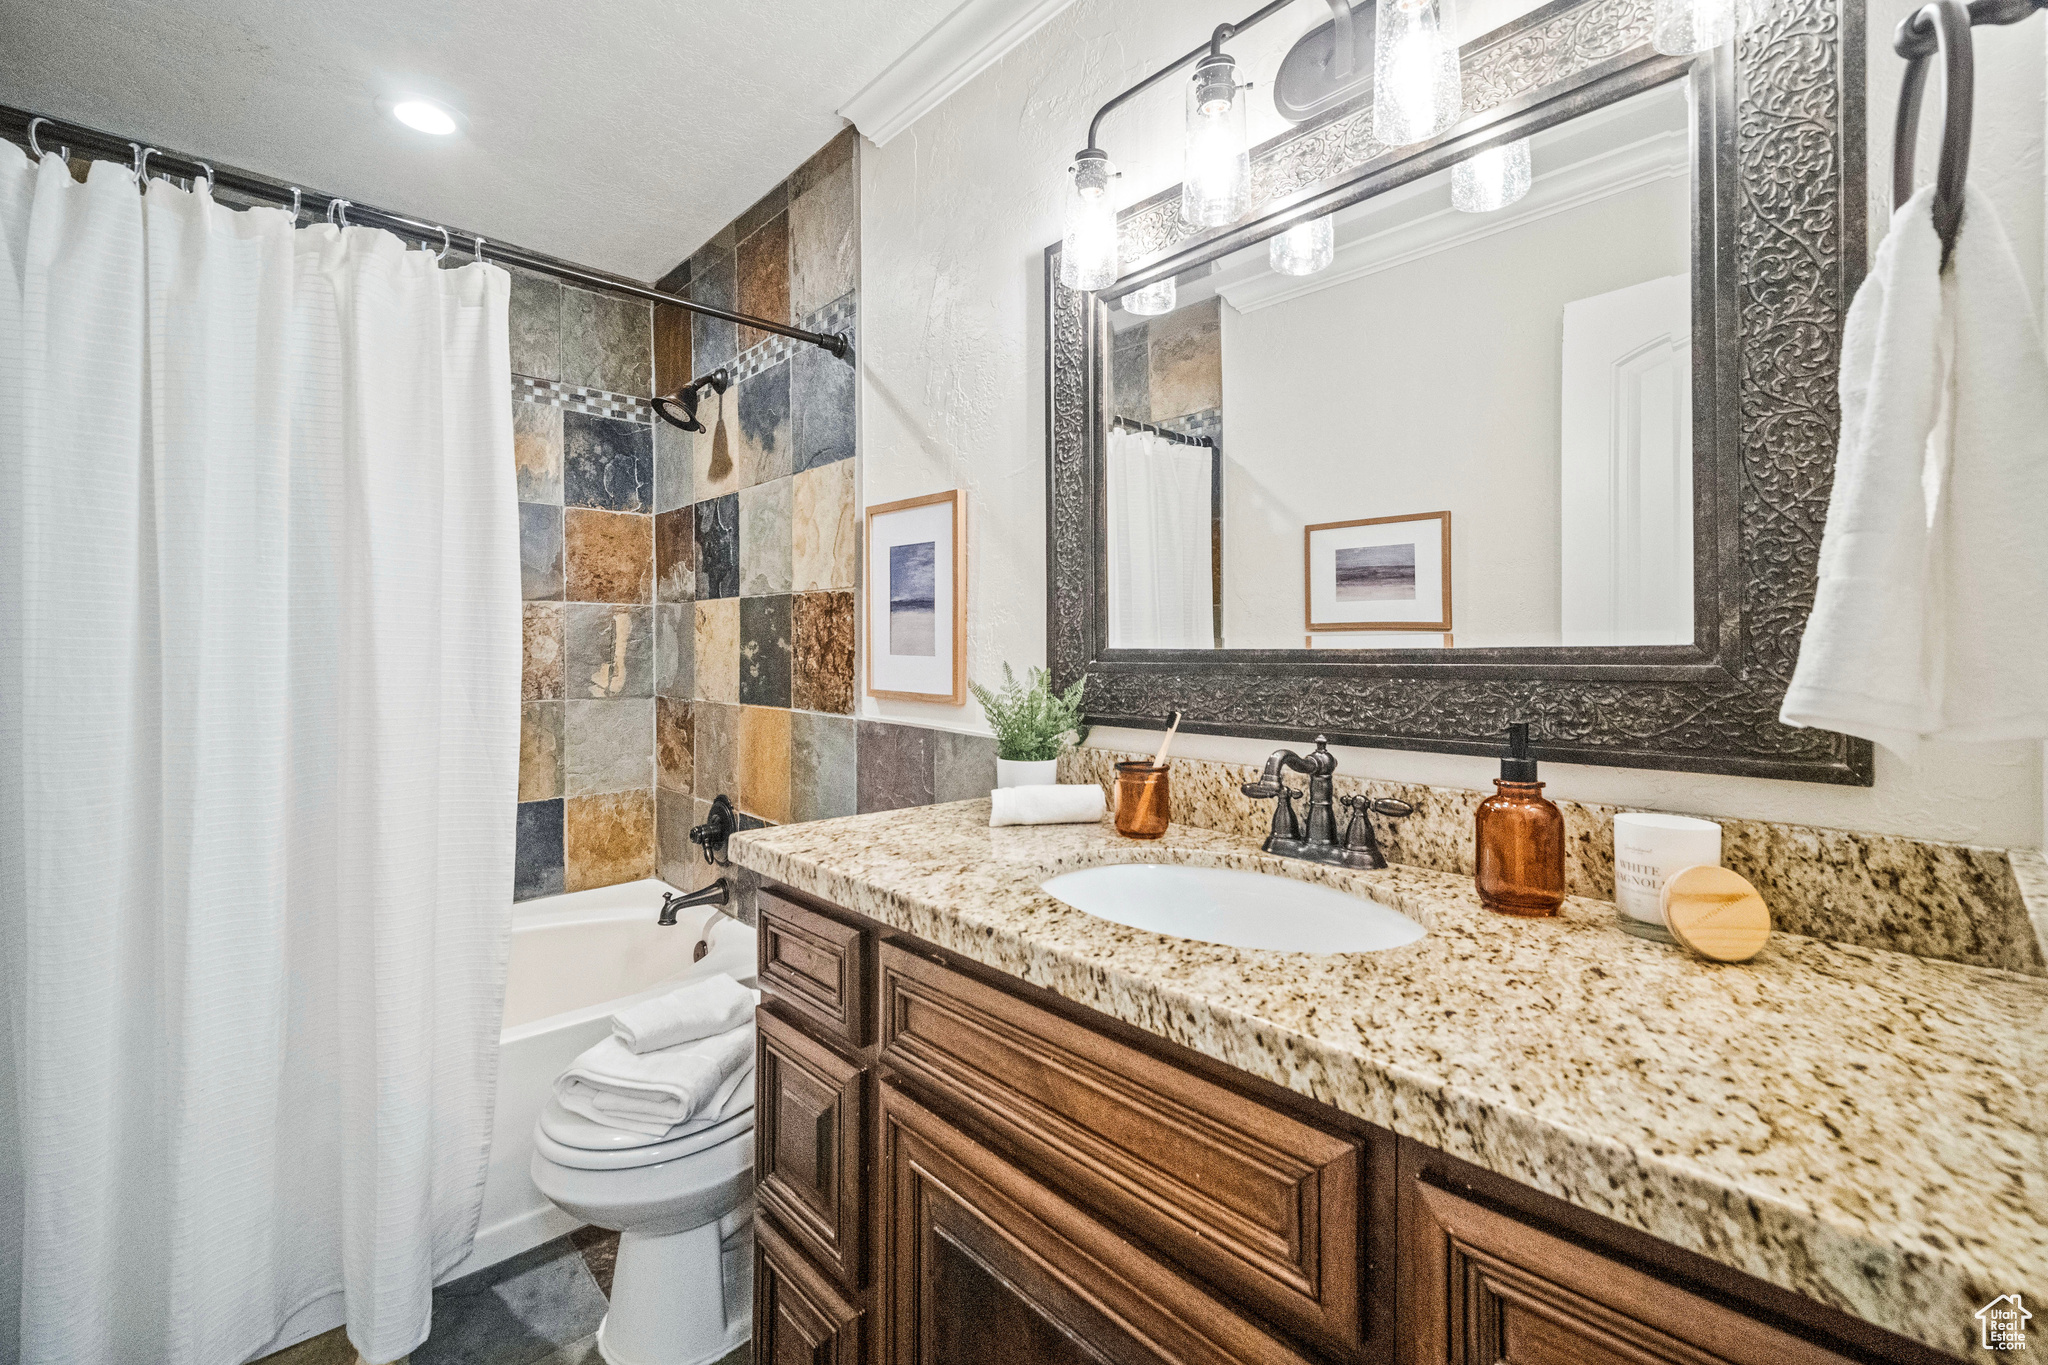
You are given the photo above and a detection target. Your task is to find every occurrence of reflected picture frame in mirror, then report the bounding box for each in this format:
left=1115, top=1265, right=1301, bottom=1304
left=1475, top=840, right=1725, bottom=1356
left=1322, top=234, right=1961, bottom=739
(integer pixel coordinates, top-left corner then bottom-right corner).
left=1044, top=0, right=1871, bottom=784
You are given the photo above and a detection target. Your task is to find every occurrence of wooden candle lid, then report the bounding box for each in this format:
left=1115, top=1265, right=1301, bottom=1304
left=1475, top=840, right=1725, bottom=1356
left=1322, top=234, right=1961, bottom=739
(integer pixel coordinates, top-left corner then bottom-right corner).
left=1659, top=865, right=1771, bottom=962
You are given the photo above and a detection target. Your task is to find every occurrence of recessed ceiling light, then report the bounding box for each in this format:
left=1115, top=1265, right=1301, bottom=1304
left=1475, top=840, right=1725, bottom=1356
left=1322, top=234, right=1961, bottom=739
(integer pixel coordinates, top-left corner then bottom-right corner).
left=391, top=100, right=458, bottom=136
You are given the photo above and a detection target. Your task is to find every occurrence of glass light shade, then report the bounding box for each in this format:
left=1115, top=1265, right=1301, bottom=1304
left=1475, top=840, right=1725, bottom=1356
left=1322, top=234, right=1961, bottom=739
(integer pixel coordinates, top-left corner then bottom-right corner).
left=1124, top=277, right=1177, bottom=315
left=1451, top=139, right=1531, bottom=213
left=1061, top=153, right=1119, bottom=291
left=1269, top=215, right=1335, bottom=275
left=1182, top=56, right=1251, bottom=228
left=1373, top=0, right=1462, bottom=147
left=1651, top=0, right=1754, bottom=55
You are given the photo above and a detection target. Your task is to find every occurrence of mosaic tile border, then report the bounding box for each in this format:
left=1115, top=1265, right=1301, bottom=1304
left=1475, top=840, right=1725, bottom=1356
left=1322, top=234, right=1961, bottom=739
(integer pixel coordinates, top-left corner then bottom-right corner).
left=514, top=375, right=652, bottom=426
left=727, top=292, right=858, bottom=386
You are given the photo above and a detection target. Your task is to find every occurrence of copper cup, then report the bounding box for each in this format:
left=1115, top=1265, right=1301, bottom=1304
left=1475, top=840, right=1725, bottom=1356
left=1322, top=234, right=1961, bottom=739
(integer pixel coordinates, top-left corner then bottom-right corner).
left=1113, top=761, right=1171, bottom=839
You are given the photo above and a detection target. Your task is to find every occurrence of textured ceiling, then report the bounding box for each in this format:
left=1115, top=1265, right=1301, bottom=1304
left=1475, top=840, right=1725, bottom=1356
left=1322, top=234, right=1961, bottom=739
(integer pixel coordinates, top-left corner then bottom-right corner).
left=0, top=0, right=961, bottom=279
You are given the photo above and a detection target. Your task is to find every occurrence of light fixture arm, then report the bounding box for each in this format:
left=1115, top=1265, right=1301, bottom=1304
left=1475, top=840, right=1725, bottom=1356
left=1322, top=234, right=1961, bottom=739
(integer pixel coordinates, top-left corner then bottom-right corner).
left=1081, top=0, right=1298, bottom=154
left=1321, top=0, right=1358, bottom=78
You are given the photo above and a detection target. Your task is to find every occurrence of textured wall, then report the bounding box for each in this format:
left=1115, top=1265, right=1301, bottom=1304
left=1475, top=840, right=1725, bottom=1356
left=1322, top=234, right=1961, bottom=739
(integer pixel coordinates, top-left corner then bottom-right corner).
left=856, top=0, right=2047, bottom=847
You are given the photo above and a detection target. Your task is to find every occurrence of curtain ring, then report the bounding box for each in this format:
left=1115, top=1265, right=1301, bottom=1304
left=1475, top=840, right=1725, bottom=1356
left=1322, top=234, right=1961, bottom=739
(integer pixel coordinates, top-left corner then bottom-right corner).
left=474, top=236, right=486, bottom=263
left=328, top=198, right=352, bottom=227
left=288, top=187, right=302, bottom=222
left=26, top=116, right=48, bottom=158
left=437, top=225, right=451, bottom=261
left=129, top=142, right=153, bottom=184
left=193, top=161, right=215, bottom=194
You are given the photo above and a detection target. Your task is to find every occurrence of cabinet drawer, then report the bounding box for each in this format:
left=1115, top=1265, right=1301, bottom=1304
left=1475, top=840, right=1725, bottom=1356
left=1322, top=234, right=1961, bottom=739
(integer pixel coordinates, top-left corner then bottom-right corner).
left=1404, top=1179, right=1858, bottom=1365
left=757, top=1003, right=867, bottom=1289
left=877, top=943, right=1366, bottom=1356
left=757, top=1214, right=863, bottom=1365
left=759, top=889, right=869, bottom=1048
left=882, top=1081, right=1319, bottom=1365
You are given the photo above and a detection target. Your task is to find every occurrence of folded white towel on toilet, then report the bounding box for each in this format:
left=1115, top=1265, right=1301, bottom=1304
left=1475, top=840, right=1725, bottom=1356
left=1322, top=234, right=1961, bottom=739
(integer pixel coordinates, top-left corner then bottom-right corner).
left=554, top=1020, right=756, bottom=1136
left=610, top=973, right=758, bottom=1054
left=989, top=784, right=1107, bottom=827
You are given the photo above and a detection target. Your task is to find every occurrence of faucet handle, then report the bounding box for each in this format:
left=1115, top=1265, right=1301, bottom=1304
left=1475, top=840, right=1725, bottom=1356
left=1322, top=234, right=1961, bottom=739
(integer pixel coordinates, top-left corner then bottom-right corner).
left=1368, top=797, right=1413, bottom=819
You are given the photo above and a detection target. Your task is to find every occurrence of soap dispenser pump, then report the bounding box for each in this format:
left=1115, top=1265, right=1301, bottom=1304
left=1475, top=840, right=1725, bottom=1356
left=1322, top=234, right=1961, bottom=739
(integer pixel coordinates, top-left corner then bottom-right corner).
left=1474, top=722, right=1565, bottom=917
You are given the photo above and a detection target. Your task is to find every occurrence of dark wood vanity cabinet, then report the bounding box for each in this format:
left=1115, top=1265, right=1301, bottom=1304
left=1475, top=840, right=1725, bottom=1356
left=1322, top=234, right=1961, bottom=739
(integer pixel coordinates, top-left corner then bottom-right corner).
left=754, top=883, right=1931, bottom=1365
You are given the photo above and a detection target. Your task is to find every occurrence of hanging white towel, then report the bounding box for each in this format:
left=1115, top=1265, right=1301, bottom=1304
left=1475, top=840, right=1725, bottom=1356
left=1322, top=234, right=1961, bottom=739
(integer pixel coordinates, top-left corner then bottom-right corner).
left=610, top=974, right=758, bottom=1055
left=554, top=1021, right=756, bottom=1137
left=1780, top=185, right=2048, bottom=757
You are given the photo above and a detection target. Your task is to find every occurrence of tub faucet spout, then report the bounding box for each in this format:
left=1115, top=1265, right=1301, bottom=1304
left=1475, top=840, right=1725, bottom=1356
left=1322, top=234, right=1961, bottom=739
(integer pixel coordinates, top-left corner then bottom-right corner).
left=657, top=879, right=729, bottom=926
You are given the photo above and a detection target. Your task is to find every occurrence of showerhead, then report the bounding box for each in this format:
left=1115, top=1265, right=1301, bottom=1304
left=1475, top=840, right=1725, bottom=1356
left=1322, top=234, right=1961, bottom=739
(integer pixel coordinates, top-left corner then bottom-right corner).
left=651, top=368, right=731, bottom=433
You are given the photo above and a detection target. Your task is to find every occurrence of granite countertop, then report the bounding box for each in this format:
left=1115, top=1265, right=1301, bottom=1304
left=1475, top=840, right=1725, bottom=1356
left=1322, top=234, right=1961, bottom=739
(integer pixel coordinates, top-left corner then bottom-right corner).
left=732, top=801, right=2048, bottom=1360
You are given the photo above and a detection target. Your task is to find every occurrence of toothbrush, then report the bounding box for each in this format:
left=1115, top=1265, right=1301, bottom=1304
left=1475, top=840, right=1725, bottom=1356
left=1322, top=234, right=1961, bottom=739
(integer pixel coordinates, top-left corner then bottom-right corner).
left=1151, top=710, right=1183, bottom=768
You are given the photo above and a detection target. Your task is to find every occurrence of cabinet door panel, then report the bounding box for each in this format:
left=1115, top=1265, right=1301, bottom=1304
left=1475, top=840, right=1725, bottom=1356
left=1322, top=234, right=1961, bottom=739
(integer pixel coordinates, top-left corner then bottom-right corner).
left=758, top=1003, right=865, bottom=1287
left=758, top=1215, right=863, bottom=1365
left=881, top=1081, right=1318, bottom=1365
left=760, top=889, right=869, bottom=1048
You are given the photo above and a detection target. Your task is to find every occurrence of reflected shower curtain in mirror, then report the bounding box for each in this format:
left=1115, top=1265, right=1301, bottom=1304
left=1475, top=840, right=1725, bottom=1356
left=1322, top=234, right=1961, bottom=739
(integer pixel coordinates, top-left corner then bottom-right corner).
left=0, top=145, right=519, bottom=1365
left=1106, top=428, right=1213, bottom=649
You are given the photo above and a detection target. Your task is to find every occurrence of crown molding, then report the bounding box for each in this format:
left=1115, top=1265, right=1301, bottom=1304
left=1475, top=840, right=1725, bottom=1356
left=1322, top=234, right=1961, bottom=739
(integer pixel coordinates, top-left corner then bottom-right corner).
left=840, top=0, right=1079, bottom=147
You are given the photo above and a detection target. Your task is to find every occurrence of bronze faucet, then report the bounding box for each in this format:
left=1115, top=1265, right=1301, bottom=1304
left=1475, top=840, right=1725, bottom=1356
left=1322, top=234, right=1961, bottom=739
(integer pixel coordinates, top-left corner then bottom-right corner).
left=1240, top=736, right=1411, bottom=870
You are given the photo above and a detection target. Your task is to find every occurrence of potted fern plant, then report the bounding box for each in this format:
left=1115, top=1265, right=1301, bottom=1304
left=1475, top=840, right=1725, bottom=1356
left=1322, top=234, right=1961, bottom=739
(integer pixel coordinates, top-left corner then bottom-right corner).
left=969, top=665, right=1088, bottom=787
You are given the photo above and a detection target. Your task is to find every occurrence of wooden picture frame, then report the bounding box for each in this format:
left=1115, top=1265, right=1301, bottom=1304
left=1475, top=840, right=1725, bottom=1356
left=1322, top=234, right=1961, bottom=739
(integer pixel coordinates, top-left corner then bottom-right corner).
left=865, top=490, right=967, bottom=704
left=1304, top=511, right=1452, bottom=633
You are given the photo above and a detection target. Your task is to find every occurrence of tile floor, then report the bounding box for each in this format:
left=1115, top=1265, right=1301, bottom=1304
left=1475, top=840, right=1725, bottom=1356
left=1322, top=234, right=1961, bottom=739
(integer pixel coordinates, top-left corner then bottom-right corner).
left=254, top=1229, right=749, bottom=1365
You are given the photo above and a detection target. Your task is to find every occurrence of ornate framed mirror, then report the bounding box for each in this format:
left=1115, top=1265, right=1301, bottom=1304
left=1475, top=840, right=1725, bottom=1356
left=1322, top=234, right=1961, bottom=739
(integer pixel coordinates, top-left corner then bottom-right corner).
left=1044, top=0, right=1870, bottom=784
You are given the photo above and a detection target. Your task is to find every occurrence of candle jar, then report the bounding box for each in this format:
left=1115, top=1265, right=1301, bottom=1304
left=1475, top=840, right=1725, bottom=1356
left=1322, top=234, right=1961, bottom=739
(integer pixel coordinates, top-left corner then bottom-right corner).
left=1113, top=761, right=1171, bottom=839
left=1612, top=812, right=1723, bottom=942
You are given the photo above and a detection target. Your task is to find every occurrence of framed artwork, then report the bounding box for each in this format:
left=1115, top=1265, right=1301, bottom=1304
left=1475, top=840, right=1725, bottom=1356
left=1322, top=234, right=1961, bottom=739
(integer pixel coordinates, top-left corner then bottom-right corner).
left=1304, top=511, right=1451, bottom=633
left=866, top=490, right=966, bottom=704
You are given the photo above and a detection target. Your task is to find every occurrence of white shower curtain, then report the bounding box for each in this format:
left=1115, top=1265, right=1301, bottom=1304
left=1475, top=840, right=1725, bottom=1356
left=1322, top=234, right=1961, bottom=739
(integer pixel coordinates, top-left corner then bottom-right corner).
left=1106, top=426, right=1214, bottom=649
left=0, top=143, right=520, bottom=1365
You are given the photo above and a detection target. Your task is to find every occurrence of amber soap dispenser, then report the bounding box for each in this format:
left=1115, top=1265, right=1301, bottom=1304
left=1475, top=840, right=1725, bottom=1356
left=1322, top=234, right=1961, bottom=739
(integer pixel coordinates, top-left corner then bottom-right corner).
left=1474, top=722, right=1565, bottom=917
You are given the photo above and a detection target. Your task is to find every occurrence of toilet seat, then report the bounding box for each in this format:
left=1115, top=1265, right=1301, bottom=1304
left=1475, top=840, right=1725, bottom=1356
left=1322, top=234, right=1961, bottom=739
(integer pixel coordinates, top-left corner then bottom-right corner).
left=536, top=1096, right=754, bottom=1171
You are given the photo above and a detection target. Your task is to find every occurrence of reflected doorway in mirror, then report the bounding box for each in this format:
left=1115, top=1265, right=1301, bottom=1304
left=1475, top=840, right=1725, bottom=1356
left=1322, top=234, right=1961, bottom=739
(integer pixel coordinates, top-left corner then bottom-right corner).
left=1304, top=511, right=1451, bottom=632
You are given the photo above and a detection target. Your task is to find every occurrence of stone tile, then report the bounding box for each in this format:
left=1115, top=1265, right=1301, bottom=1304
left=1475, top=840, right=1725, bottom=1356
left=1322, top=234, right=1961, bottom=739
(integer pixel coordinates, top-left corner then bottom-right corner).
left=564, top=789, right=656, bottom=892
left=654, top=420, right=692, bottom=515
left=1113, top=325, right=1151, bottom=421
left=789, top=126, right=857, bottom=199
left=690, top=254, right=738, bottom=376
left=523, top=602, right=565, bottom=701
left=655, top=258, right=691, bottom=294
left=515, top=799, right=564, bottom=900
left=565, top=698, right=653, bottom=797
left=656, top=787, right=694, bottom=887
left=655, top=506, right=695, bottom=603
left=514, top=400, right=564, bottom=503
left=255, top=1326, right=356, bottom=1365
left=857, top=721, right=936, bottom=813
left=692, top=390, right=739, bottom=501
left=561, top=287, right=652, bottom=398
left=655, top=602, right=694, bottom=698
left=792, top=459, right=857, bottom=592
left=739, top=594, right=792, bottom=709
left=691, top=229, right=734, bottom=282
left=563, top=412, right=653, bottom=513
left=736, top=181, right=789, bottom=242
left=1147, top=296, right=1222, bottom=420
left=738, top=705, right=793, bottom=824
left=694, top=598, right=740, bottom=703
left=531, top=1335, right=606, bottom=1365
left=932, top=729, right=998, bottom=803
left=792, top=315, right=855, bottom=473
left=563, top=508, right=652, bottom=603
left=567, top=1224, right=618, bottom=1300
left=653, top=302, right=691, bottom=397
left=740, top=477, right=793, bottom=597
left=790, top=152, right=858, bottom=318
left=415, top=1234, right=608, bottom=1365
left=695, top=493, right=740, bottom=599
left=656, top=695, right=693, bottom=794
left=566, top=602, right=652, bottom=699
left=736, top=360, right=793, bottom=488
left=520, top=502, right=564, bottom=600
left=791, top=590, right=856, bottom=715
left=693, top=701, right=739, bottom=803
left=790, top=711, right=858, bottom=824
left=736, top=210, right=790, bottom=351
left=519, top=701, right=564, bottom=803
left=509, top=269, right=562, bottom=381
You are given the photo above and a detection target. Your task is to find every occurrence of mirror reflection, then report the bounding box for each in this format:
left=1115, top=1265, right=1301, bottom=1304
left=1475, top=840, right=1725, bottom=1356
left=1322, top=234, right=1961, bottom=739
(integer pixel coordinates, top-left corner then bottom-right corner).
left=1106, top=78, right=1694, bottom=652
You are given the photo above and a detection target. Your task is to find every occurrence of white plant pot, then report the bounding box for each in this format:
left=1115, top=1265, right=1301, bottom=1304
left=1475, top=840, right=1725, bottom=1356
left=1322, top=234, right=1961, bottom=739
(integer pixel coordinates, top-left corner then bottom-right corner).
left=996, top=758, right=1059, bottom=788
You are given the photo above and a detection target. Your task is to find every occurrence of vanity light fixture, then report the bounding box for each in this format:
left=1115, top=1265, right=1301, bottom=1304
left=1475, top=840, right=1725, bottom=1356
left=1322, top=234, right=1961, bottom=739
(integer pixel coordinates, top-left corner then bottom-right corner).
left=1450, top=138, right=1531, bottom=212
left=390, top=99, right=459, bottom=136
left=1183, top=52, right=1251, bottom=227
left=1269, top=213, right=1335, bottom=274
left=1061, top=150, right=1121, bottom=290
left=1374, top=0, right=1462, bottom=145
left=1124, top=277, right=1178, bottom=315
left=1650, top=0, right=1757, bottom=55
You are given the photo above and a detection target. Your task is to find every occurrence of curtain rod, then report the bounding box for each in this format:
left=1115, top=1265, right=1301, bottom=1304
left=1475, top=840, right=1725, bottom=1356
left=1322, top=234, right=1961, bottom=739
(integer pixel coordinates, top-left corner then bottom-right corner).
left=1, top=106, right=852, bottom=360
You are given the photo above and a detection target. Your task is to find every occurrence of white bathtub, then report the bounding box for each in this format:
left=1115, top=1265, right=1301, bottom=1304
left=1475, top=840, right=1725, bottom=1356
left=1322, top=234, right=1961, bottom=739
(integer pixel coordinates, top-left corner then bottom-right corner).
left=447, top=878, right=757, bottom=1280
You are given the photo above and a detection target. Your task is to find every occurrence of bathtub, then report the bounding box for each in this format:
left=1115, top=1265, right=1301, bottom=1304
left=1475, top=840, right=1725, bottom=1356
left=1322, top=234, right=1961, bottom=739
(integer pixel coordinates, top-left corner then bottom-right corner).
left=447, top=878, right=757, bottom=1280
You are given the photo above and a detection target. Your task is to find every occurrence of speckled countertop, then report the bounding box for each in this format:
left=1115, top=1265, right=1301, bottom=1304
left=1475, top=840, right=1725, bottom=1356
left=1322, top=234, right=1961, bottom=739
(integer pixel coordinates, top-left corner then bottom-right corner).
left=732, top=802, right=2047, bottom=1360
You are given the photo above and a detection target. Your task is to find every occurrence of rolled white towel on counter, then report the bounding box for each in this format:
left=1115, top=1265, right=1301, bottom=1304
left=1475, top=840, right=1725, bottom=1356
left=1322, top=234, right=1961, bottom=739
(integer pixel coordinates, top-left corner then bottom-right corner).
left=554, top=1020, right=756, bottom=1136
left=611, top=972, right=758, bottom=1054
left=989, top=784, right=1107, bottom=827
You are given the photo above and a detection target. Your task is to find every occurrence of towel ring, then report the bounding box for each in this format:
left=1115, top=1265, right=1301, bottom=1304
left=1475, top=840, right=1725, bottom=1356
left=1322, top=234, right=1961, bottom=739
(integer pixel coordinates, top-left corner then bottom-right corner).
left=1893, top=0, right=1974, bottom=262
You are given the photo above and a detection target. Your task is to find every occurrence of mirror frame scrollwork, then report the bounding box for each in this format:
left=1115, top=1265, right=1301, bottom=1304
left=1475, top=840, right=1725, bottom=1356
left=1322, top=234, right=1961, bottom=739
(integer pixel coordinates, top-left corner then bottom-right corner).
left=1043, top=0, right=1871, bottom=784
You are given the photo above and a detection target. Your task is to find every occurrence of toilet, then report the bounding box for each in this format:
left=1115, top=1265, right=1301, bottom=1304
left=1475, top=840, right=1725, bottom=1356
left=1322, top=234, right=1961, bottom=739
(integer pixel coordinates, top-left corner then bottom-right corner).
left=530, top=1096, right=755, bottom=1365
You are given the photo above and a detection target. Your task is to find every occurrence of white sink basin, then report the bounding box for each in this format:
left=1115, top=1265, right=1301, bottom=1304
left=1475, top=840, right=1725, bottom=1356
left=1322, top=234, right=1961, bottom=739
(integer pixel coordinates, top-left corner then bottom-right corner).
left=1040, top=863, right=1425, bottom=954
